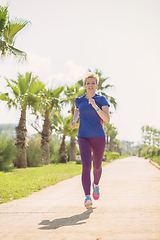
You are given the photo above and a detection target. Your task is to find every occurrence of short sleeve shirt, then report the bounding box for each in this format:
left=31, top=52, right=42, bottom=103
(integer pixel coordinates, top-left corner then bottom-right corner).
left=75, top=94, right=110, bottom=138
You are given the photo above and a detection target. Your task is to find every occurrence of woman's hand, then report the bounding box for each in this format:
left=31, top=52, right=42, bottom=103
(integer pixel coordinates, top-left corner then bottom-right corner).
left=70, top=121, right=76, bottom=129
left=88, top=98, right=98, bottom=110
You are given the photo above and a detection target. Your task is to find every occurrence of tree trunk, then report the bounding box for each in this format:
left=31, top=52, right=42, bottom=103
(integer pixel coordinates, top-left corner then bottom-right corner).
left=41, top=110, right=50, bottom=165
left=59, top=134, right=68, bottom=163
left=15, top=109, right=27, bottom=168
left=70, top=136, right=77, bottom=161
left=106, top=135, right=109, bottom=152
left=109, top=136, right=114, bottom=152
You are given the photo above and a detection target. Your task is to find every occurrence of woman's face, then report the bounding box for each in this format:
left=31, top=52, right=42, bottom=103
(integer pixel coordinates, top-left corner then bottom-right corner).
left=84, top=77, right=98, bottom=93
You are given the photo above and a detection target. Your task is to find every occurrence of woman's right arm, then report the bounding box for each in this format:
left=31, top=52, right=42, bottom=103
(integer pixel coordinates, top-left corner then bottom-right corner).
left=70, top=108, right=79, bottom=129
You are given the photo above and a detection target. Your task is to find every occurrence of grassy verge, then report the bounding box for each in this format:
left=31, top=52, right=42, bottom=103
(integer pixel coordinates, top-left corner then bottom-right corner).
left=150, top=156, right=160, bottom=166
left=0, top=161, right=110, bottom=204
left=118, top=154, right=131, bottom=159
left=0, top=162, right=82, bottom=204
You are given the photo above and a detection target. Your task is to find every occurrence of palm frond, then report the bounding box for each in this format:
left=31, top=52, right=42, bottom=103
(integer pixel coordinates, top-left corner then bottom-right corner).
left=7, top=45, right=27, bottom=61
left=109, top=96, right=117, bottom=110
left=5, top=78, right=20, bottom=96
left=52, top=86, right=64, bottom=97
left=29, top=80, right=45, bottom=94
left=0, top=92, right=9, bottom=101
left=4, top=18, right=30, bottom=44
left=17, top=73, right=30, bottom=95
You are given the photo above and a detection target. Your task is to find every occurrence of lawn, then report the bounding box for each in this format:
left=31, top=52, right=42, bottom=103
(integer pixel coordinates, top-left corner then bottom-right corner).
left=0, top=161, right=109, bottom=204
left=0, top=162, right=82, bottom=204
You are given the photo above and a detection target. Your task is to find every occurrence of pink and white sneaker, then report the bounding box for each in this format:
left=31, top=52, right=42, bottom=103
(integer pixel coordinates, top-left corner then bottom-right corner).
left=84, top=196, right=92, bottom=209
left=92, top=183, right=100, bottom=200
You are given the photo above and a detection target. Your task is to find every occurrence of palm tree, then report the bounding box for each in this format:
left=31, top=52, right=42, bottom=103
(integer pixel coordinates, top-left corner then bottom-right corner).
left=104, top=123, right=118, bottom=152
left=57, top=115, right=79, bottom=163
left=94, top=69, right=117, bottom=110
left=31, top=86, right=64, bottom=164
left=0, top=5, right=30, bottom=61
left=104, top=123, right=113, bottom=151
left=0, top=72, right=45, bottom=168
left=63, top=83, right=85, bottom=161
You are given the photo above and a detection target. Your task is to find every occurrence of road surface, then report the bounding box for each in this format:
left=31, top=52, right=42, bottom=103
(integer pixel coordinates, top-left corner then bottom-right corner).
left=0, top=156, right=160, bottom=240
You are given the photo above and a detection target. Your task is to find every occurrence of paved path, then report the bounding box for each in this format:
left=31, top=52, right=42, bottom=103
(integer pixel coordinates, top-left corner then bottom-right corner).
left=0, top=157, right=160, bottom=240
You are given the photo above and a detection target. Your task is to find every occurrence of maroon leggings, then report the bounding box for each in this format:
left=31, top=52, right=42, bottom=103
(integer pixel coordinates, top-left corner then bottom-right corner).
left=78, top=136, right=106, bottom=196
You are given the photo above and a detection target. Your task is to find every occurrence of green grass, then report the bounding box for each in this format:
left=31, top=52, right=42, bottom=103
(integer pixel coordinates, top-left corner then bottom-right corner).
left=118, top=154, right=131, bottom=159
left=0, top=162, right=82, bottom=204
left=0, top=160, right=111, bottom=204
left=150, top=156, right=160, bottom=166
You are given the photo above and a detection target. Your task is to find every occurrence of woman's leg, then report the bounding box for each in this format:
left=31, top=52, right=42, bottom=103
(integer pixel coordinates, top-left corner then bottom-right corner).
left=78, top=137, right=92, bottom=196
left=90, top=136, right=106, bottom=185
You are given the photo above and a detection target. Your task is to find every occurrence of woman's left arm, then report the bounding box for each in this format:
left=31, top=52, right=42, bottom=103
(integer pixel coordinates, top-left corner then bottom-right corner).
left=89, top=98, right=110, bottom=123
left=97, top=105, right=110, bottom=123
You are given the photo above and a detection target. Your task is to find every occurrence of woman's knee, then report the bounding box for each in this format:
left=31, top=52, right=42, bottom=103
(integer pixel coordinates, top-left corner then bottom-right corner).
left=93, top=165, right=102, bottom=172
left=83, top=164, right=91, bottom=172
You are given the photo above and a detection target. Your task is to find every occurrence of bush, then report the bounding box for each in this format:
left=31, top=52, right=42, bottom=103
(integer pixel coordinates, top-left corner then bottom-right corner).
left=157, top=149, right=160, bottom=156
left=50, top=135, right=61, bottom=164
left=140, top=145, right=160, bottom=158
left=150, top=156, right=160, bottom=165
left=0, top=130, right=16, bottom=171
left=104, top=151, right=119, bottom=161
left=26, top=135, right=42, bottom=167
left=66, top=141, right=80, bottom=162
left=139, top=145, right=151, bottom=157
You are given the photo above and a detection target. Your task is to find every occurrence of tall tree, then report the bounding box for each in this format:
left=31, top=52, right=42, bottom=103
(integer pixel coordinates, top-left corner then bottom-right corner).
left=0, top=5, right=30, bottom=61
left=31, top=86, right=64, bottom=164
left=63, top=83, right=85, bottom=161
left=57, top=115, right=79, bottom=163
left=0, top=72, right=45, bottom=168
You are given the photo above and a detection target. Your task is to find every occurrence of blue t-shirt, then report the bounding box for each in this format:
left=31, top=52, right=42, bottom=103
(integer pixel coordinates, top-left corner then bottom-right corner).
left=75, top=94, right=110, bottom=138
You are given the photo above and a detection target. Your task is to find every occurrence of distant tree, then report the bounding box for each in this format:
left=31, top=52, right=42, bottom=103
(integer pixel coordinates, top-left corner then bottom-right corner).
left=0, top=5, right=30, bottom=62
left=141, top=125, right=160, bottom=148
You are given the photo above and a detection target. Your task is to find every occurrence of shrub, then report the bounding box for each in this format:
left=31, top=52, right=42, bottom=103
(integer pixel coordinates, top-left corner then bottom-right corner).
left=139, top=145, right=151, bottom=157
left=50, top=135, right=61, bottom=164
left=104, top=151, right=119, bottom=161
left=26, top=134, right=42, bottom=167
left=66, top=141, right=80, bottom=162
left=157, top=149, right=160, bottom=156
left=0, top=130, right=16, bottom=171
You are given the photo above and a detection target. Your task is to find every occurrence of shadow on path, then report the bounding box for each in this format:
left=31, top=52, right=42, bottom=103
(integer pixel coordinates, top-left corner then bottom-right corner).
left=38, top=208, right=95, bottom=230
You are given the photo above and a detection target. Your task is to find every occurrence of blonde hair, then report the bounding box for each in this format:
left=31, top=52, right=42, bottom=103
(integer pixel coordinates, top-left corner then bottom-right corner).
left=83, top=72, right=99, bottom=85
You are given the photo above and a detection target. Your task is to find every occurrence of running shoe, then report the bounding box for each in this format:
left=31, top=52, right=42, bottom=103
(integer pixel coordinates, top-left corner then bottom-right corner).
left=84, top=196, right=92, bottom=209
left=92, top=182, right=100, bottom=200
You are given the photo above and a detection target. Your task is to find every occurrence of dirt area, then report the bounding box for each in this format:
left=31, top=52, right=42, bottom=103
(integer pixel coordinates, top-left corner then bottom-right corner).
left=0, top=156, right=160, bottom=240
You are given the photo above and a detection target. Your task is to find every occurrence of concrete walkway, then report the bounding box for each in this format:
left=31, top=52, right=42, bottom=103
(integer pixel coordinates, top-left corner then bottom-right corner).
left=0, top=157, right=160, bottom=240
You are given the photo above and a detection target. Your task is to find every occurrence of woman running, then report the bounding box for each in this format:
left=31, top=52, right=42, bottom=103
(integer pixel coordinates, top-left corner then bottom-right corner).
left=70, top=72, right=110, bottom=209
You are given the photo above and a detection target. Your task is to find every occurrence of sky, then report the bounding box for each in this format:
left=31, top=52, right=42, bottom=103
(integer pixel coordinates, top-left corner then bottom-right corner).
left=0, top=0, right=160, bottom=145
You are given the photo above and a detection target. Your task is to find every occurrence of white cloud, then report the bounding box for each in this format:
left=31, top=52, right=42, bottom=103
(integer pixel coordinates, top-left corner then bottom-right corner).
left=0, top=53, right=52, bottom=90
left=44, top=60, right=86, bottom=88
